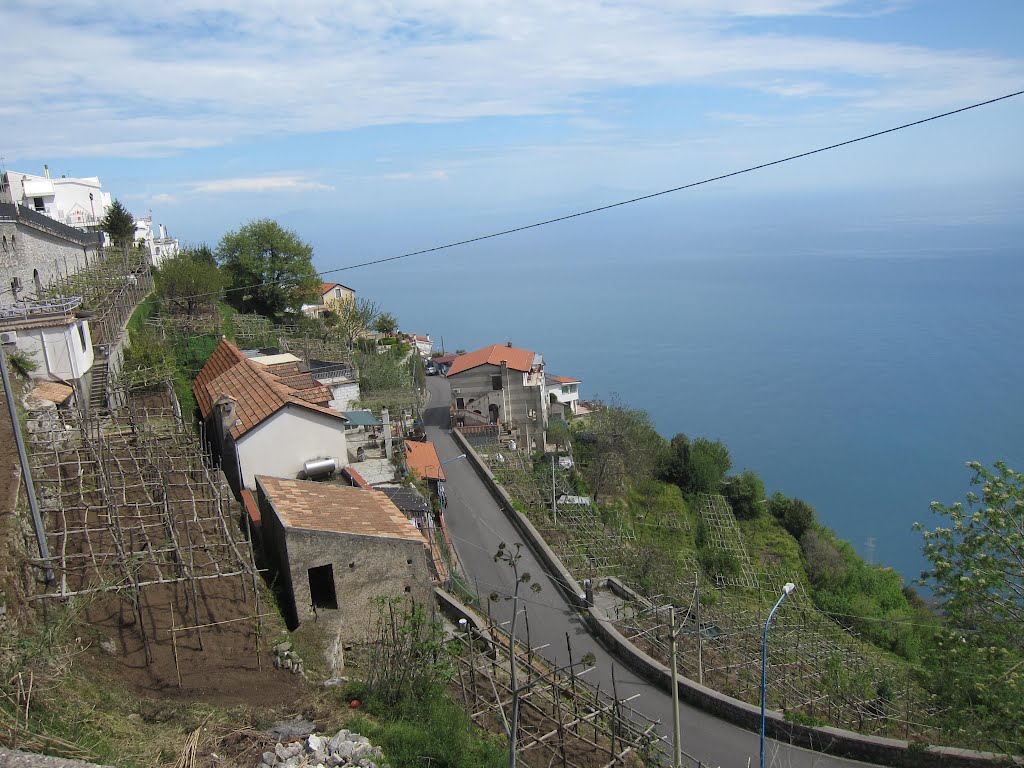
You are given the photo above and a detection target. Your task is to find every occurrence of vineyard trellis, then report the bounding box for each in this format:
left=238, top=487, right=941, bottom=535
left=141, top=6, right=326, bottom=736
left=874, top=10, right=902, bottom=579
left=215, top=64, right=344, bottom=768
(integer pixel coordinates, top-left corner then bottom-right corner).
left=25, top=389, right=265, bottom=686
left=455, top=428, right=945, bottom=743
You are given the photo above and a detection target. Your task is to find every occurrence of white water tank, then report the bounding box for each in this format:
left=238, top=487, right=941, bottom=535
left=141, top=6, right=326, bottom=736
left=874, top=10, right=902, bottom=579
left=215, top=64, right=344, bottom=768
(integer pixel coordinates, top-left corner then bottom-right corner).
left=303, top=457, right=338, bottom=479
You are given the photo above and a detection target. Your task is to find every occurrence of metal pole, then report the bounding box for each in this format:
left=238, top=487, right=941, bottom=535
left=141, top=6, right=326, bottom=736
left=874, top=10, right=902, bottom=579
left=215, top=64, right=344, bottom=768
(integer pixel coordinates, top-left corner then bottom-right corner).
left=0, top=343, right=53, bottom=582
left=761, top=584, right=795, bottom=768
left=695, top=571, right=703, bottom=686
left=551, top=454, right=557, bottom=524
left=670, top=606, right=682, bottom=768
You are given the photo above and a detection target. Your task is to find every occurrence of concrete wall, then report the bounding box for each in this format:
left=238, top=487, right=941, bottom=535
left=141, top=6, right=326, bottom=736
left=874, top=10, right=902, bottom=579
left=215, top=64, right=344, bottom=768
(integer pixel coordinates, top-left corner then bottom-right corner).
left=451, top=428, right=1021, bottom=768
left=236, top=405, right=348, bottom=490
left=328, top=380, right=360, bottom=412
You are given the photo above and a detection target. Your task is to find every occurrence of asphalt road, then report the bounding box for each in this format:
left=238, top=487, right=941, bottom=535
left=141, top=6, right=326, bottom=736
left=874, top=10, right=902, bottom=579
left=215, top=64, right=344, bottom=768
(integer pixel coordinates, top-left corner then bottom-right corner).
left=424, top=374, right=875, bottom=768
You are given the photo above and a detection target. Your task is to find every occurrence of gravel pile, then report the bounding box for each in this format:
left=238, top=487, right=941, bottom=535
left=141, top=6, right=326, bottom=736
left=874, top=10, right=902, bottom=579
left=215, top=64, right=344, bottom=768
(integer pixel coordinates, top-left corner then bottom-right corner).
left=257, top=730, right=387, bottom=768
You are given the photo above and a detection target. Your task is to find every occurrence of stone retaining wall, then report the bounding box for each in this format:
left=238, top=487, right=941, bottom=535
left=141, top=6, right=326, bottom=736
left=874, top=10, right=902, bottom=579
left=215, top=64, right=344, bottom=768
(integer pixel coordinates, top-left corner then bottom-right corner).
left=451, top=429, right=1020, bottom=768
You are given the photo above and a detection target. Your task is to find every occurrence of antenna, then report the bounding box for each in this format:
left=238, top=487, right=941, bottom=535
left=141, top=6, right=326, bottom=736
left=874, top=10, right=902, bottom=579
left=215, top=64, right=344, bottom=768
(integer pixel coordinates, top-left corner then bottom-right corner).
left=865, top=537, right=876, bottom=565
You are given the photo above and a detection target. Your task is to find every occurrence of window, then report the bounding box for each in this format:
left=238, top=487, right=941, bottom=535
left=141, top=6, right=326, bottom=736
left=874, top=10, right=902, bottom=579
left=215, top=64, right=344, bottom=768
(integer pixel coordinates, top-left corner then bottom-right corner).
left=335, top=287, right=342, bottom=298
left=308, top=564, right=338, bottom=609
left=77, top=322, right=87, bottom=352
left=491, top=375, right=503, bottom=391
left=33, top=197, right=45, bottom=212
left=456, top=396, right=465, bottom=410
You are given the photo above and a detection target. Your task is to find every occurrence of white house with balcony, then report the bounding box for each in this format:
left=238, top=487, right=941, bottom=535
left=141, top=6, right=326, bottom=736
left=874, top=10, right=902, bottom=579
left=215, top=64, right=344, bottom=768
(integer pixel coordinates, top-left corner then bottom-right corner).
left=546, top=374, right=582, bottom=420
left=0, top=167, right=112, bottom=235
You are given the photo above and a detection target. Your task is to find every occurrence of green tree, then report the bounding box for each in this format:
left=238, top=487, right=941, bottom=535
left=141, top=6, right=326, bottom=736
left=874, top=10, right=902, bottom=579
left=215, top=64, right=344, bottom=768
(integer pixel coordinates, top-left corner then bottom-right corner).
left=100, top=199, right=136, bottom=248
left=217, top=219, right=320, bottom=319
left=722, top=469, right=765, bottom=519
left=374, top=312, right=399, bottom=337
left=768, top=492, right=816, bottom=538
left=915, top=461, right=1024, bottom=751
left=156, top=251, right=226, bottom=316
left=183, top=243, right=217, bottom=266
left=661, top=433, right=731, bottom=496
left=576, top=399, right=666, bottom=503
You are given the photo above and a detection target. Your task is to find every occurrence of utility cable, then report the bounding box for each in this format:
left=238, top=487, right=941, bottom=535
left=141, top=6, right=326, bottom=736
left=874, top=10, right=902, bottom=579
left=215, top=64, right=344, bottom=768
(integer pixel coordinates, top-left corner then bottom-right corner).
left=164, top=89, right=1023, bottom=305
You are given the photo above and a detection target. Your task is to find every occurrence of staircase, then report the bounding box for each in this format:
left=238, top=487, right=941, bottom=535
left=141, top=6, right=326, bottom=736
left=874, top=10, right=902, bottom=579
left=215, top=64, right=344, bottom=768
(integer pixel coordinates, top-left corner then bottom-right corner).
left=88, top=355, right=109, bottom=412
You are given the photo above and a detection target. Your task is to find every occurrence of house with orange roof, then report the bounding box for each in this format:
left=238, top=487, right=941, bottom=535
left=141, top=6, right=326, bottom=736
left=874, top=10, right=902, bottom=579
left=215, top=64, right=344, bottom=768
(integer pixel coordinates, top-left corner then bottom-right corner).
left=255, top=476, right=433, bottom=635
left=545, top=373, right=582, bottom=419
left=301, top=281, right=356, bottom=318
left=447, top=342, right=547, bottom=447
left=193, top=338, right=349, bottom=494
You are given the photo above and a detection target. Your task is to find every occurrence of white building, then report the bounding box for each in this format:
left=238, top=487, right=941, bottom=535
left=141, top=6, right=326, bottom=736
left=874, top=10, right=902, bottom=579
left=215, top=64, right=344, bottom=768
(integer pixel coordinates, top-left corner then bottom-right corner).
left=194, top=339, right=349, bottom=494
left=134, top=215, right=179, bottom=267
left=545, top=374, right=582, bottom=419
left=0, top=167, right=112, bottom=235
left=0, top=296, right=94, bottom=401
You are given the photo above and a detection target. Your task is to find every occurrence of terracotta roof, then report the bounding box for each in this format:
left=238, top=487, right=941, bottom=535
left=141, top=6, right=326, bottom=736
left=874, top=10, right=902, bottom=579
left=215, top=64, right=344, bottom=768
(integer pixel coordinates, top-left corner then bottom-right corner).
left=257, top=476, right=427, bottom=542
left=447, top=343, right=538, bottom=377
left=193, top=337, right=248, bottom=418
left=405, top=440, right=445, bottom=481
left=320, top=282, right=354, bottom=297
left=547, top=374, right=581, bottom=384
left=433, top=354, right=456, bottom=365
left=193, top=337, right=346, bottom=439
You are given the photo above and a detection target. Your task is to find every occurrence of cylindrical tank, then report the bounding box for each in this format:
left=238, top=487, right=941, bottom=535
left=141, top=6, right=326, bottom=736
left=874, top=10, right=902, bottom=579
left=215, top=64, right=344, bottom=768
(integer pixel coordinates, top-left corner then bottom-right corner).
left=303, top=457, right=338, bottom=478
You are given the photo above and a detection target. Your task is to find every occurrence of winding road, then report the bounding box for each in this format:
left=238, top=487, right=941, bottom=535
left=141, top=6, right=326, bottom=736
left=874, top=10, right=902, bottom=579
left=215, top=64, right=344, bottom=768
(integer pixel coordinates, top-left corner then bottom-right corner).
left=424, top=374, right=876, bottom=768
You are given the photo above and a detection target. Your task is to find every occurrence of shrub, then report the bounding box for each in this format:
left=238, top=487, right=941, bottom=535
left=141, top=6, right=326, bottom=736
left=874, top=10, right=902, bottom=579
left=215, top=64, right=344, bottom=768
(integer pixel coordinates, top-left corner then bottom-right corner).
left=721, top=469, right=765, bottom=519
left=697, top=548, right=740, bottom=578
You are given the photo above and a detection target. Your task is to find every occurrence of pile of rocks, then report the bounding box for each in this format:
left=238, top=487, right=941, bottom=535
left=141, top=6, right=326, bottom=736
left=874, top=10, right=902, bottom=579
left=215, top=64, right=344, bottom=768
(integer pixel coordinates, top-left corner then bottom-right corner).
left=273, top=641, right=304, bottom=676
left=257, top=730, right=387, bottom=768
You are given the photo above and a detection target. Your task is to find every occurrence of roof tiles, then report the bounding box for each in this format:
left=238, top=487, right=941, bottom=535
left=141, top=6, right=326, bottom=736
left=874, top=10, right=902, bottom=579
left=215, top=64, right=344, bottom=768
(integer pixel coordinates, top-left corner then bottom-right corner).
left=447, top=343, right=537, bottom=377
left=257, top=476, right=426, bottom=542
left=405, top=440, right=445, bottom=481
left=193, top=337, right=346, bottom=439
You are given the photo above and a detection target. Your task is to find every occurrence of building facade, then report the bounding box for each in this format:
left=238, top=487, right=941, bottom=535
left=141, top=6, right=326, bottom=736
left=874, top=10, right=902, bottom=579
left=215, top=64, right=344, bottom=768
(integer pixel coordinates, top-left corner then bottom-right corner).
left=447, top=343, right=548, bottom=446
left=256, top=476, right=433, bottom=636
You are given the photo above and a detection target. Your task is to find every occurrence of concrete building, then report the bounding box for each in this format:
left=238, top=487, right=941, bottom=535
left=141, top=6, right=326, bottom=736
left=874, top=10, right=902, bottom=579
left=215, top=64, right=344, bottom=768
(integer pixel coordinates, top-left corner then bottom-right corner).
left=0, top=296, right=94, bottom=403
left=255, top=476, right=433, bottom=636
left=447, top=342, right=547, bottom=446
left=194, top=339, right=348, bottom=495
left=302, top=281, right=356, bottom=318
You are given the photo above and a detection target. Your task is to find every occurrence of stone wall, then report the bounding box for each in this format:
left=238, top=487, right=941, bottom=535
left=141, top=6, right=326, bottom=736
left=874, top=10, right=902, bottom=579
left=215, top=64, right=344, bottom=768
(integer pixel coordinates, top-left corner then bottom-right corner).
left=0, top=206, right=102, bottom=304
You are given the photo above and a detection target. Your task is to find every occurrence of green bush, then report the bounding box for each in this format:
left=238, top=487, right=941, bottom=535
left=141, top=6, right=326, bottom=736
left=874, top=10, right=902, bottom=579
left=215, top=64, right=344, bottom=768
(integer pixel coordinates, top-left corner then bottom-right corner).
left=697, top=548, right=740, bottom=578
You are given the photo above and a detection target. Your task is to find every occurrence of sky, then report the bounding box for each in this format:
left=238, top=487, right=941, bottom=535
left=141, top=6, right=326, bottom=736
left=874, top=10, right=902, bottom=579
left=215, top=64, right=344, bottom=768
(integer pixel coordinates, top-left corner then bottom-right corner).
left=2, top=0, right=1022, bottom=267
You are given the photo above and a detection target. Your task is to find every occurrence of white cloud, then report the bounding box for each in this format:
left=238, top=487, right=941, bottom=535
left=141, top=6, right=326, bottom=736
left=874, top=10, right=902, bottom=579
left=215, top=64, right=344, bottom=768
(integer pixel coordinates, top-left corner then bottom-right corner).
left=190, top=176, right=334, bottom=194
left=0, top=1, right=1020, bottom=157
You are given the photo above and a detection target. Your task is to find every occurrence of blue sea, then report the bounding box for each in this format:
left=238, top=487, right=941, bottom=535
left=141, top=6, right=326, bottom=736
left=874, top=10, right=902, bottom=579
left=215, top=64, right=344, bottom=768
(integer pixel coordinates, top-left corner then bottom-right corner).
left=317, top=188, right=1024, bottom=585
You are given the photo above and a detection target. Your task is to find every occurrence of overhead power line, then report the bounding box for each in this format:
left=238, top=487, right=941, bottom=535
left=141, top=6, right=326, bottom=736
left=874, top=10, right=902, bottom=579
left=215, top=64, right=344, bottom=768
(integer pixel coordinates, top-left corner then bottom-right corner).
left=173, top=89, right=1024, bottom=304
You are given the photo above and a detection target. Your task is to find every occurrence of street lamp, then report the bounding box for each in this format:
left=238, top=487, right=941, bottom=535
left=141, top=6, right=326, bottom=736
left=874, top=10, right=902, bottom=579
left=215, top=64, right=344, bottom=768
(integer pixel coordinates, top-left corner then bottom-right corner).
left=760, top=582, right=795, bottom=768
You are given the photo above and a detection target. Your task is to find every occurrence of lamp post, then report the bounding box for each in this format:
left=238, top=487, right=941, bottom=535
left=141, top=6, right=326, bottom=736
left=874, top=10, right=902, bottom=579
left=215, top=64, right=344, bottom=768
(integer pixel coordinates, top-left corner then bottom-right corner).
left=761, top=582, right=795, bottom=768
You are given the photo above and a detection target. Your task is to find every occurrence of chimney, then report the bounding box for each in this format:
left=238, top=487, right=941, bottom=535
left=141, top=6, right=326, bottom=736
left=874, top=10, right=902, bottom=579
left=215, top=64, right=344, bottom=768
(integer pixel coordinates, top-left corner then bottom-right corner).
left=506, top=341, right=512, bottom=347
left=214, top=394, right=237, bottom=434
left=43, top=164, right=50, bottom=179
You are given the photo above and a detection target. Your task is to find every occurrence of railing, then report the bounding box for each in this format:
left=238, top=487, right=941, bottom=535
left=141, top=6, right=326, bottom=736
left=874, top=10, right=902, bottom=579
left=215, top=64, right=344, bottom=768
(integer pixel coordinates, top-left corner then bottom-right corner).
left=309, top=363, right=357, bottom=382
left=0, top=203, right=102, bottom=247
left=0, top=296, right=84, bottom=320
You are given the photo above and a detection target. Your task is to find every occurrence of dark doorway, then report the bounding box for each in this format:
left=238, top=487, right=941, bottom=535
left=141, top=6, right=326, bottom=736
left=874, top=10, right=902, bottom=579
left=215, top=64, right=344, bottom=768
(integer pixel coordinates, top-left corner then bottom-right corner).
left=488, top=403, right=499, bottom=424
left=308, top=564, right=338, bottom=609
